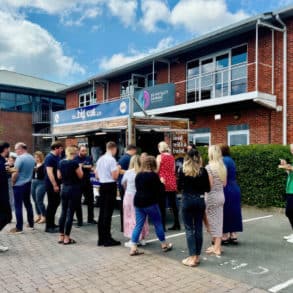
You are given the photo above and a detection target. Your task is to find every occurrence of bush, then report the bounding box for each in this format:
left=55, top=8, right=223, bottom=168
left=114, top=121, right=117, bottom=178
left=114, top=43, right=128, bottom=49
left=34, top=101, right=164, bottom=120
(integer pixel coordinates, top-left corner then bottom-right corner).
left=197, top=145, right=291, bottom=208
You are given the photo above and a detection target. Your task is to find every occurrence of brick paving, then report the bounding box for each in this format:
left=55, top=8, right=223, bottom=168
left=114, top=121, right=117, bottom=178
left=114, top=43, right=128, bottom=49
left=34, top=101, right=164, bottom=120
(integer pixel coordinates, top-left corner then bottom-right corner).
left=0, top=221, right=267, bottom=293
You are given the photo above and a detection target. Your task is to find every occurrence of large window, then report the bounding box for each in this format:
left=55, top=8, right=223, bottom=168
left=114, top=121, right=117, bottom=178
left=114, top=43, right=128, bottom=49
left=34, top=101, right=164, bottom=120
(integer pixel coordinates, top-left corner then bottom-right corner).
left=186, top=45, right=247, bottom=103
left=79, top=92, right=96, bottom=107
left=228, top=129, right=249, bottom=146
left=0, top=92, right=32, bottom=112
left=189, top=130, right=211, bottom=146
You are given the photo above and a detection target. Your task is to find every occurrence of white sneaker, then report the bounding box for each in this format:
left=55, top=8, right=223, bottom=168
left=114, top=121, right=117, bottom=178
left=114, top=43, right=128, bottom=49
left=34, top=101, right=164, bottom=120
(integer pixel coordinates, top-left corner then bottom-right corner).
left=283, top=234, right=293, bottom=240
left=0, top=245, right=9, bottom=252
left=124, top=241, right=132, bottom=248
left=287, top=238, right=293, bottom=243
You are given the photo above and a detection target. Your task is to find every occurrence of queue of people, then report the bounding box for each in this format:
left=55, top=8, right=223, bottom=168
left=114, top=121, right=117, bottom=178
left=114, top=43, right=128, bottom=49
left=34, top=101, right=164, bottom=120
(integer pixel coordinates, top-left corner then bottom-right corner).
left=2, top=137, right=292, bottom=267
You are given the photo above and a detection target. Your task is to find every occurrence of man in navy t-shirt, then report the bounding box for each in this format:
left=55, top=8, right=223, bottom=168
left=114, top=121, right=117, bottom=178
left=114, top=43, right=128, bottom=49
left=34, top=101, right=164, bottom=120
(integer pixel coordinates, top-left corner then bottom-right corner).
left=117, top=144, right=137, bottom=231
left=75, top=145, right=96, bottom=225
left=44, top=141, right=64, bottom=233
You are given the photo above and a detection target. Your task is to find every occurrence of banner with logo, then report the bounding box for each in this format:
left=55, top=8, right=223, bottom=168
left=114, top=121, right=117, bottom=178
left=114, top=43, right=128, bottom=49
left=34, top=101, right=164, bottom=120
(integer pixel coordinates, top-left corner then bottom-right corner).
left=134, top=83, right=175, bottom=112
left=53, top=98, right=129, bottom=126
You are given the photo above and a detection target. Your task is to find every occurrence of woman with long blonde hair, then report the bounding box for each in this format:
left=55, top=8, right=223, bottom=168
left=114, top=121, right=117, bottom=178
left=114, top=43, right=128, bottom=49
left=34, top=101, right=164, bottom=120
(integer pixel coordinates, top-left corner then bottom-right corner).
left=205, top=145, right=227, bottom=257
left=122, top=155, right=149, bottom=247
left=179, top=149, right=210, bottom=267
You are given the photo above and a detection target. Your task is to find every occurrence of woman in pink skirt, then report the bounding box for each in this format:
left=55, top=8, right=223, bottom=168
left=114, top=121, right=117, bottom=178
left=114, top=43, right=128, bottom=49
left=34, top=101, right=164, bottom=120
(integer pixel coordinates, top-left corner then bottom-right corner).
left=122, top=155, right=149, bottom=247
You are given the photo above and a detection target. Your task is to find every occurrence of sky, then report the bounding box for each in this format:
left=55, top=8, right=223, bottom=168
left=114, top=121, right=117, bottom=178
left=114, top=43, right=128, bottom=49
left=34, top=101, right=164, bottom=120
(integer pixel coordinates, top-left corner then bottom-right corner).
left=0, top=0, right=292, bottom=85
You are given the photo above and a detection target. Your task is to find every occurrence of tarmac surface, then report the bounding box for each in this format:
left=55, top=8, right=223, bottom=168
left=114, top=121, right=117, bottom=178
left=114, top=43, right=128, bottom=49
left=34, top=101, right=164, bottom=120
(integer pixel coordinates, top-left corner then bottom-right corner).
left=0, top=203, right=292, bottom=293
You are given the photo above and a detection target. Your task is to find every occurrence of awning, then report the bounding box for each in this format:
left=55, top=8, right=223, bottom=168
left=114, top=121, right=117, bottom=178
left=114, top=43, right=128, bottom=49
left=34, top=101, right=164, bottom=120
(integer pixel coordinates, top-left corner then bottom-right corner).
left=134, top=91, right=277, bottom=117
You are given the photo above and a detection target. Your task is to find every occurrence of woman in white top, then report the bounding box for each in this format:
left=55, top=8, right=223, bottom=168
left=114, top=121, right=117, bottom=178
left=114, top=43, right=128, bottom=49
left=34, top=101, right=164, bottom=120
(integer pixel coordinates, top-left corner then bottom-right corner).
left=122, top=155, right=149, bottom=247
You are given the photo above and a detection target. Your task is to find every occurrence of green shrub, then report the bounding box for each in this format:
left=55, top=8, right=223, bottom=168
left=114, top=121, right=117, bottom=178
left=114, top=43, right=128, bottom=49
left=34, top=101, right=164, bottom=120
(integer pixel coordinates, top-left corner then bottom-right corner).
left=197, top=145, right=291, bottom=208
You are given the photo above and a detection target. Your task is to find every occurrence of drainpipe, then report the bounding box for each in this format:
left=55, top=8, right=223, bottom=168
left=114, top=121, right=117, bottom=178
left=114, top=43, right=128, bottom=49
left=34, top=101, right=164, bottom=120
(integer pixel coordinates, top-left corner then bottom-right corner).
left=276, top=14, right=287, bottom=145
left=256, top=20, right=259, bottom=92
left=257, top=15, right=287, bottom=145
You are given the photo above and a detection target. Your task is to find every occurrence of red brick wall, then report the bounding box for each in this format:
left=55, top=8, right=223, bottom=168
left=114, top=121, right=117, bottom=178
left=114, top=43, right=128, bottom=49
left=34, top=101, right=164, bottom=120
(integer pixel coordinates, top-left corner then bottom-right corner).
left=66, top=91, right=79, bottom=109
left=0, top=111, right=33, bottom=151
left=171, top=62, right=186, bottom=105
left=190, top=107, right=272, bottom=145
left=157, top=63, right=168, bottom=84
left=108, top=81, right=120, bottom=100
left=96, top=85, right=104, bottom=103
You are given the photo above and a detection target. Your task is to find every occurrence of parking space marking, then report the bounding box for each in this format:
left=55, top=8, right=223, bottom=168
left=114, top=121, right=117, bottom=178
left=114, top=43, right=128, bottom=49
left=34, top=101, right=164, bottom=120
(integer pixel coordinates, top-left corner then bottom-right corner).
left=146, top=215, right=274, bottom=243
left=243, top=215, right=273, bottom=223
left=268, top=278, right=293, bottom=293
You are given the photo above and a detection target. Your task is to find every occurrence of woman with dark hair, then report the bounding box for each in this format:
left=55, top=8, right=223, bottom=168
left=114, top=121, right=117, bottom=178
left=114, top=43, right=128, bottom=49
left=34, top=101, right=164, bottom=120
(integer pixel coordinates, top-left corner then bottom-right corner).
left=31, top=151, right=46, bottom=224
left=129, top=156, right=173, bottom=256
left=179, top=149, right=210, bottom=267
left=219, top=144, right=243, bottom=244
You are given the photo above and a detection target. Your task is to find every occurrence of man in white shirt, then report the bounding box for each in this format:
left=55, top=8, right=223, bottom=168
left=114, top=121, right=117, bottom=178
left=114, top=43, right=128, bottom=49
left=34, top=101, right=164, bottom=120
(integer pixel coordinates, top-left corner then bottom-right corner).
left=95, top=141, right=120, bottom=247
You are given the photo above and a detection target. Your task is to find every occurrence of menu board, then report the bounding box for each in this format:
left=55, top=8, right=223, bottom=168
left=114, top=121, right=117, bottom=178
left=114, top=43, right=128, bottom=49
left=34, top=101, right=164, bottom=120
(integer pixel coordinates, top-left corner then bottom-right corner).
left=172, top=132, right=188, bottom=157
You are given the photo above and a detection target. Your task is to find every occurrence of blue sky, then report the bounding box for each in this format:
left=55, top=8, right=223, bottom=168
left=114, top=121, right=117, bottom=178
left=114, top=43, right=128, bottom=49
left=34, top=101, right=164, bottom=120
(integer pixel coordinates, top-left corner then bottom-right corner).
left=0, top=0, right=291, bottom=85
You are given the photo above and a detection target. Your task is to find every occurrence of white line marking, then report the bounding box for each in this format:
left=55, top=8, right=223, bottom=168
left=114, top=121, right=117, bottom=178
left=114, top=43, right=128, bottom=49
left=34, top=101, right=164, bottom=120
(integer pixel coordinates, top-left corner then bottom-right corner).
left=268, top=278, right=293, bottom=293
left=247, top=266, right=269, bottom=275
left=112, top=215, right=120, bottom=218
left=243, top=215, right=273, bottom=223
left=146, top=232, right=185, bottom=243
left=145, top=215, right=273, bottom=243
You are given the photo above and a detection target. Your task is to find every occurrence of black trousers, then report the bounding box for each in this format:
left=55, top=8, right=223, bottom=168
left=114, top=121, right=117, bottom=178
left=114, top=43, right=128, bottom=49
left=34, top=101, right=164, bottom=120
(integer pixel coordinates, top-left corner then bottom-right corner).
left=0, top=204, right=12, bottom=231
left=98, top=182, right=117, bottom=243
left=286, top=195, right=293, bottom=229
left=46, top=187, right=60, bottom=229
left=82, top=180, right=95, bottom=222
left=76, top=180, right=95, bottom=224
left=59, top=185, right=81, bottom=236
left=158, top=191, right=180, bottom=230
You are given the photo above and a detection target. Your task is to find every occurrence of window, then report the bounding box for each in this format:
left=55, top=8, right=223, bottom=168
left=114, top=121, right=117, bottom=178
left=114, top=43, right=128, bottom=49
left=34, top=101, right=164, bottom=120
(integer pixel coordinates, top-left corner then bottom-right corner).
left=186, top=44, right=247, bottom=102
left=79, top=92, right=96, bottom=107
left=228, top=129, right=249, bottom=146
left=0, top=92, right=33, bottom=112
left=189, top=132, right=211, bottom=146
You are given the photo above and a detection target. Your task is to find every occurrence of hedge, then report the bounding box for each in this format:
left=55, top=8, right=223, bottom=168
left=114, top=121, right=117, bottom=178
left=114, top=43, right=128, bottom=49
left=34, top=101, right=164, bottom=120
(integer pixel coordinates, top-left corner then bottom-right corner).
left=197, top=145, right=291, bottom=208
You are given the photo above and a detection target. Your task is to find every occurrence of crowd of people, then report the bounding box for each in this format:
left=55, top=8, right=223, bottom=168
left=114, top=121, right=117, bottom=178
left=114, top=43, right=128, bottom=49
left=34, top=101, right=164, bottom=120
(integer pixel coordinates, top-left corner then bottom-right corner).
left=0, top=139, right=292, bottom=266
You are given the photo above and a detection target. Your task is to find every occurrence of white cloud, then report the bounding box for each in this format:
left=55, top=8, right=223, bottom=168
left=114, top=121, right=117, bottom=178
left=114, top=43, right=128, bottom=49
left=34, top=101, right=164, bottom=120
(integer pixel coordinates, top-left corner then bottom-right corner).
left=1, top=0, right=138, bottom=27
left=140, top=0, right=170, bottom=32
left=99, top=37, right=175, bottom=70
left=0, top=10, right=85, bottom=81
left=106, top=0, right=138, bottom=27
left=170, top=0, right=248, bottom=34
left=139, top=0, right=249, bottom=34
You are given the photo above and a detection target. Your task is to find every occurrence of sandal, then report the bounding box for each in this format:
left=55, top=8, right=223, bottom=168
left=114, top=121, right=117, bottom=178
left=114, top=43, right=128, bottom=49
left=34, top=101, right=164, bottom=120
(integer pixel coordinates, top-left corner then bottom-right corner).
left=130, top=249, right=144, bottom=256
left=63, top=238, right=76, bottom=245
left=162, top=243, right=173, bottom=252
left=206, top=248, right=221, bottom=258
left=229, top=238, right=238, bottom=245
left=182, top=257, right=198, bottom=267
left=58, top=234, right=64, bottom=244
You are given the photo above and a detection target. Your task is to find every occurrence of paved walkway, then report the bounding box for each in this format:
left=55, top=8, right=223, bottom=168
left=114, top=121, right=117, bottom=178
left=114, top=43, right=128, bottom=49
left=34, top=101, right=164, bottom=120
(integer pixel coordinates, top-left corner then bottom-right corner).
left=0, top=219, right=266, bottom=293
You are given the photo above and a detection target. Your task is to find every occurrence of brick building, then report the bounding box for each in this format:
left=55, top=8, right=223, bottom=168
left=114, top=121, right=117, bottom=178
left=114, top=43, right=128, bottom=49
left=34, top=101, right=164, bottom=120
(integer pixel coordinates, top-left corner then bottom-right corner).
left=0, top=70, right=65, bottom=152
left=54, top=6, right=293, bottom=155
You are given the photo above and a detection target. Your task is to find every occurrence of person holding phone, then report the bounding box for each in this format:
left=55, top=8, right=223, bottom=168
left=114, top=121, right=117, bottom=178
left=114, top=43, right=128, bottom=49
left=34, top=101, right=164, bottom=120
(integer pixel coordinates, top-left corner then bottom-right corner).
left=279, top=144, right=293, bottom=243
